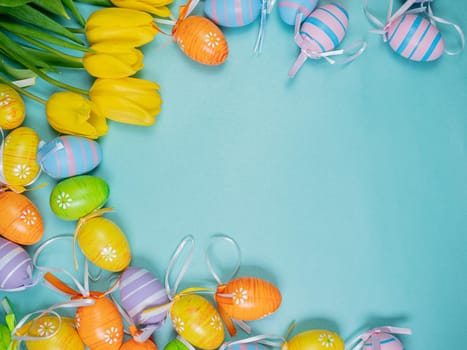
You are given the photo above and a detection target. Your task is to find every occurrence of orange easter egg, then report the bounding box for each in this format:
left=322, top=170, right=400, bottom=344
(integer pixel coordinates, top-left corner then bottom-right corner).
left=0, top=191, right=44, bottom=245
left=17, top=315, right=84, bottom=350
left=77, top=217, right=131, bottom=272
left=120, top=338, right=158, bottom=350
left=1, top=126, right=40, bottom=186
left=74, top=293, right=124, bottom=350
left=170, top=294, right=224, bottom=350
left=173, top=16, right=228, bottom=65
left=0, top=84, right=25, bottom=130
left=215, top=277, right=282, bottom=336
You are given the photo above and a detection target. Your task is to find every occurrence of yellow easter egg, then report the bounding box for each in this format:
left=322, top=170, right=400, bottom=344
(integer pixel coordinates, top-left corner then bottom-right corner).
left=283, top=330, right=344, bottom=350
left=16, top=315, right=84, bottom=350
left=1, top=126, right=40, bottom=186
left=77, top=217, right=131, bottom=272
left=170, top=294, right=224, bottom=350
left=0, top=85, right=25, bottom=130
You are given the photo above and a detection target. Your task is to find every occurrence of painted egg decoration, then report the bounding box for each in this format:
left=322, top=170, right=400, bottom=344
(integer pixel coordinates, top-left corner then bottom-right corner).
left=0, top=236, right=34, bottom=291
left=362, top=333, right=404, bottom=350
left=173, top=16, right=229, bottom=66
left=386, top=14, right=444, bottom=61
left=119, top=266, right=170, bottom=326
left=76, top=217, right=131, bottom=272
left=278, top=0, right=318, bottom=26
left=0, top=127, right=41, bottom=187
left=17, top=315, right=85, bottom=350
left=73, top=293, right=124, bottom=350
left=0, top=191, right=44, bottom=245
left=170, top=294, right=224, bottom=350
left=204, top=0, right=262, bottom=27
left=164, top=337, right=190, bottom=350
left=282, top=330, right=344, bottom=350
left=298, top=2, right=349, bottom=54
left=37, top=135, right=102, bottom=180
left=215, top=277, right=282, bottom=336
left=49, top=175, right=109, bottom=220
left=0, top=84, right=25, bottom=130
left=226, top=342, right=269, bottom=350
left=120, top=338, right=158, bottom=350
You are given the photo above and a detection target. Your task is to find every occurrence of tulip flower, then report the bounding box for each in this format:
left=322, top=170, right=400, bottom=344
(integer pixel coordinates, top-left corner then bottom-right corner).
left=46, top=92, right=108, bottom=139
left=89, top=78, right=162, bottom=126
left=85, top=8, right=158, bottom=49
left=83, top=44, right=144, bottom=78
left=110, top=0, right=173, bottom=18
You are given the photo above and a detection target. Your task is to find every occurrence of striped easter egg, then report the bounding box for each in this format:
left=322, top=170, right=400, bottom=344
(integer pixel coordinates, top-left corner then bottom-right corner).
left=204, top=0, right=262, bottom=27
left=278, top=0, right=319, bottom=26
left=0, top=236, right=34, bottom=291
left=227, top=343, right=269, bottom=350
left=387, top=14, right=444, bottom=61
left=362, top=333, right=403, bottom=350
left=37, top=135, right=102, bottom=180
left=298, top=2, right=349, bottom=53
left=120, top=266, right=170, bottom=326
left=173, top=16, right=229, bottom=66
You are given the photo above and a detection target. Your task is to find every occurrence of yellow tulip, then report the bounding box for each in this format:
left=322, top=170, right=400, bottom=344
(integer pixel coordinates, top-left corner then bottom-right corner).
left=46, top=92, right=108, bottom=139
left=110, top=0, right=173, bottom=18
left=85, top=8, right=158, bottom=49
left=83, top=44, right=144, bottom=78
left=89, top=78, right=162, bottom=126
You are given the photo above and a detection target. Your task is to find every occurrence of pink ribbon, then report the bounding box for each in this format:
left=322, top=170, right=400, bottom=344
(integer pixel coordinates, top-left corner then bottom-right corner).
left=345, top=326, right=412, bottom=350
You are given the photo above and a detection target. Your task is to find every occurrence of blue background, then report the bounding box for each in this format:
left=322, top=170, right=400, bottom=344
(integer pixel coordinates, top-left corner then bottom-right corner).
left=1, top=1, right=466, bottom=349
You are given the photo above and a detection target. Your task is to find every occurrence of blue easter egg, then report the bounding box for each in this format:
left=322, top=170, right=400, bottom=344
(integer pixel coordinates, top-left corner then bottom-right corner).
left=226, top=343, right=269, bottom=350
left=204, top=0, right=262, bottom=27
left=37, top=135, right=102, bottom=180
left=278, top=0, right=319, bottom=26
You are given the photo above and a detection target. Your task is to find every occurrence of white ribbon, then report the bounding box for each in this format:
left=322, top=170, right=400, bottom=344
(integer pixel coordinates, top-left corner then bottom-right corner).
left=165, top=235, right=195, bottom=300
left=12, top=77, right=36, bottom=88
left=219, top=334, right=285, bottom=350
left=206, top=234, right=241, bottom=285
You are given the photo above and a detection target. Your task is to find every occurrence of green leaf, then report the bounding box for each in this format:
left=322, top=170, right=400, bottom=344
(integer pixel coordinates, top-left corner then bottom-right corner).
left=0, top=31, right=52, bottom=69
left=32, top=0, right=70, bottom=19
left=0, top=0, right=31, bottom=6
left=0, top=5, right=84, bottom=44
left=21, top=46, right=83, bottom=68
left=0, top=58, right=36, bottom=79
left=0, top=74, right=46, bottom=104
left=74, top=0, right=112, bottom=6
left=62, top=0, right=85, bottom=27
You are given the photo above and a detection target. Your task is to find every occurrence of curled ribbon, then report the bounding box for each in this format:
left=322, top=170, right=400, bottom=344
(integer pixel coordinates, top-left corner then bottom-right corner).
left=345, top=326, right=412, bottom=350
left=206, top=234, right=241, bottom=285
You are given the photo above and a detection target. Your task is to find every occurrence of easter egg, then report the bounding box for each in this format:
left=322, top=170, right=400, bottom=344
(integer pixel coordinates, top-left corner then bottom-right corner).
left=0, top=127, right=40, bottom=187
left=283, top=330, right=344, bottom=350
left=173, top=16, right=228, bottom=66
left=49, top=175, right=109, bottom=220
left=278, top=0, right=318, bottom=26
left=204, top=0, right=261, bottom=27
left=0, top=236, right=34, bottom=291
left=362, top=333, right=403, bottom=350
left=119, top=266, right=170, bottom=326
left=76, top=217, right=131, bottom=272
left=120, top=338, right=158, bottom=350
left=0, top=191, right=43, bottom=245
left=164, top=338, right=190, bottom=350
left=18, top=315, right=84, bottom=350
left=226, top=343, right=269, bottom=350
left=0, top=85, right=25, bottom=130
left=170, top=294, right=224, bottom=350
left=387, top=14, right=444, bottom=61
left=37, top=135, right=103, bottom=180
left=74, top=293, right=123, bottom=350
left=298, top=2, right=349, bottom=54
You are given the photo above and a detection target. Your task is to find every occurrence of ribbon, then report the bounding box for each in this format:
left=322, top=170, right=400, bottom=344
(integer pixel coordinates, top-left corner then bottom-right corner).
left=345, top=326, right=412, bottom=350
left=172, top=0, right=200, bottom=36
left=253, top=0, right=269, bottom=54
left=288, top=14, right=367, bottom=78
left=219, top=334, right=285, bottom=350
left=12, top=78, right=35, bottom=88
left=206, top=234, right=241, bottom=285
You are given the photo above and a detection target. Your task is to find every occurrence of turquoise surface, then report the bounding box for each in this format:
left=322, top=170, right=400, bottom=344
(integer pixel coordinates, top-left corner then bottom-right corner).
left=1, top=1, right=466, bottom=349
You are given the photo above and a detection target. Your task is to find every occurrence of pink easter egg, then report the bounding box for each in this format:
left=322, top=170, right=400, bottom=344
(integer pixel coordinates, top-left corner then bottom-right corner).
left=362, top=333, right=404, bottom=350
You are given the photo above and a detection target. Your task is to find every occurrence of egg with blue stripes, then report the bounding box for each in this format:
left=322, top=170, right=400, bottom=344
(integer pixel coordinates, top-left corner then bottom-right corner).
left=225, top=342, right=269, bottom=350
left=386, top=13, right=444, bottom=61
left=204, top=0, right=262, bottom=27
left=278, top=0, right=319, bottom=26
left=37, top=135, right=102, bottom=180
left=0, top=236, right=34, bottom=291
left=362, top=332, right=404, bottom=350
left=298, top=2, right=349, bottom=54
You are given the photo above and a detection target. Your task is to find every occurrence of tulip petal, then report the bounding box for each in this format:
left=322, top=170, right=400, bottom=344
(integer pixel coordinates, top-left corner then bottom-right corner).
left=83, top=47, right=144, bottom=78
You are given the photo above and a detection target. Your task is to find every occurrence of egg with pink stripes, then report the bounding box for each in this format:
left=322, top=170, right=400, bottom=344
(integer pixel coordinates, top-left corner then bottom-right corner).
left=278, top=0, right=318, bottom=26
left=120, top=266, right=170, bottom=326
left=225, top=342, right=269, bottom=350
left=362, top=332, right=404, bottom=350
left=0, top=237, right=34, bottom=291
left=387, top=14, right=444, bottom=61
left=37, top=135, right=102, bottom=180
left=204, top=0, right=262, bottom=27
left=298, top=2, right=349, bottom=53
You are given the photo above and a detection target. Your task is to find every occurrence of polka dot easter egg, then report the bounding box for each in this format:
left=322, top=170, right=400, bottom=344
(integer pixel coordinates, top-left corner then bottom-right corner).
left=49, top=175, right=109, bottom=220
left=0, top=190, right=44, bottom=245
left=37, top=135, right=103, bottom=180
left=204, top=0, right=262, bottom=28
left=0, top=84, right=25, bottom=130
left=282, top=330, right=344, bottom=350
left=278, top=0, right=318, bottom=26
left=0, top=236, right=34, bottom=291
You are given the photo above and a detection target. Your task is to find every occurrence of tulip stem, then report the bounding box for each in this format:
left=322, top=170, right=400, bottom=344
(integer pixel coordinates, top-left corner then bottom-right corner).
left=0, top=76, right=47, bottom=105
left=66, top=27, right=86, bottom=34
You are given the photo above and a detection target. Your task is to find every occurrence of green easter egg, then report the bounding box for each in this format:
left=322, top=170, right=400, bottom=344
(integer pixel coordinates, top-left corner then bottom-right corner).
left=49, top=175, right=109, bottom=220
left=165, top=338, right=192, bottom=350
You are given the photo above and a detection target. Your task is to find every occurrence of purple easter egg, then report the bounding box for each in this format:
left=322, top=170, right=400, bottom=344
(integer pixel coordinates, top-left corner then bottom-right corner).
left=387, top=14, right=444, bottom=61
left=0, top=237, right=33, bottom=290
left=120, top=266, right=170, bottom=326
left=278, top=0, right=319, bottom=26
left=204, top=0, right=262, bottom=27
left=362, top=333, right=404, bottom=350
left=298, top=2, right=349, bottom=53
